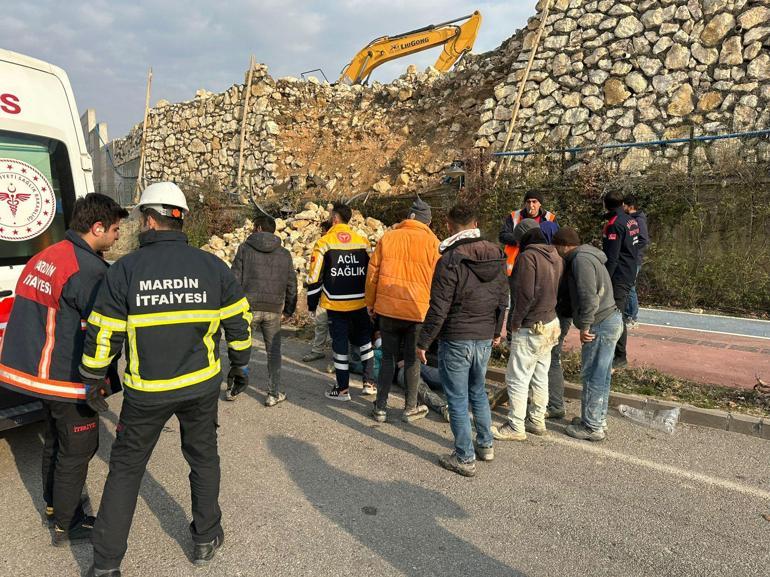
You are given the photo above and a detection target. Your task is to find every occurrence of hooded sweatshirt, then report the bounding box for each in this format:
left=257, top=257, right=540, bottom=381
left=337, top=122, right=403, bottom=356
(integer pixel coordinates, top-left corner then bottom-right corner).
left=507, top=230, right=563, bottom=331
left=565, top=244, right=617, bottom=331
left=417, top=237, right=509, bottom=348
left=231, top=231, right=298, bottom=315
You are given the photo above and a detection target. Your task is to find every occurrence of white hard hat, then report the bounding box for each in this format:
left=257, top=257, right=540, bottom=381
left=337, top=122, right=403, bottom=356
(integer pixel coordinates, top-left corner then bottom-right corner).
left=132, top=182, right=189, bottom=219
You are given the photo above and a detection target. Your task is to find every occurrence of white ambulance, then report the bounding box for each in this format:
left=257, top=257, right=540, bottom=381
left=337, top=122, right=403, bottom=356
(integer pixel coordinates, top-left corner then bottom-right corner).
left=0, top=49, right=93, bottom=429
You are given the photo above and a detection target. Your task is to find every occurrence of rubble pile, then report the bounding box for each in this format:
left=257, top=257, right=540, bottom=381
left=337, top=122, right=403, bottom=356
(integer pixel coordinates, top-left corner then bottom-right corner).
left=201, top=202, right=387, bottom=284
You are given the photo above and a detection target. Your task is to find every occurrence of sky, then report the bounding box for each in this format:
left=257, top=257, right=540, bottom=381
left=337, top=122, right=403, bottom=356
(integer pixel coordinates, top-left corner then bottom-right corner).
left=3, top=0, right=538, bottom=139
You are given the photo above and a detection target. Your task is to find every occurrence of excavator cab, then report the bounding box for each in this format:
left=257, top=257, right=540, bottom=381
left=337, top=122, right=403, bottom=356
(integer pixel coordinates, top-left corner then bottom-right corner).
left=339, top=11, right=482, bottom=85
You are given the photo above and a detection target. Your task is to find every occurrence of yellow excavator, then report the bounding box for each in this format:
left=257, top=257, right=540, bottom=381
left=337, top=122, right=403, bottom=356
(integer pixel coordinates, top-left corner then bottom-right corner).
left=339, top=11, right=482, bottom=85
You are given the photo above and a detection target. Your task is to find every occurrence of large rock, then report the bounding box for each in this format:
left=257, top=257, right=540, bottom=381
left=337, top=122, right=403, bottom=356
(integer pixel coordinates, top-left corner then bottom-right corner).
left=748, top=53, right=770, bottom=80
left=604, top=78, right=631, bottom=105
left=615, top=16, right=644, bottom=38
left=372, top=180, right=391, bottom=194
left=691, top=43, right=719, bottom=65
left=665, top=44, right=691, bottom=69
left=700, top=13, right=736, bottom=47
left=697, top=91, right=723, bottom=112
left=738, top=6, right=770, bottom=29
left=619, top=147, right=652, bottom=172
left=667, top=84, right=695, bottom=116
left=719, top=36, right=743, bottom=65
left=625, top=72, right=648, bottom=94
left=562, top=108, right=590, bottom=124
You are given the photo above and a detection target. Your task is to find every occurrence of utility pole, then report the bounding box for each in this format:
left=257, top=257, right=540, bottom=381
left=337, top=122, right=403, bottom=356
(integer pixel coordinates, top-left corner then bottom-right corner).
left=134, top=66, right=153, bottom=202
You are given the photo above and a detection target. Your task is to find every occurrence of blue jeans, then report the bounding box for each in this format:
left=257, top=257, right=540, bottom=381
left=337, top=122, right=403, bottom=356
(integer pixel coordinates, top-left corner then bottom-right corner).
left=624, top=265, right=641, bottom=321
left=580, top=311, right=623, bottom=431
left=438, top=339, right=494, bottom=463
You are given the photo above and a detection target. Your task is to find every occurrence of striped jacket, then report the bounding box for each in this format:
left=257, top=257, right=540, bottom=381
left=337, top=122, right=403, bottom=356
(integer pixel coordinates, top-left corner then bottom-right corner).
left=79, top=230, right=252, bottom=405
left=0, top=231, right=114, bottom=403
left=306, top=223, right=370, bottom=312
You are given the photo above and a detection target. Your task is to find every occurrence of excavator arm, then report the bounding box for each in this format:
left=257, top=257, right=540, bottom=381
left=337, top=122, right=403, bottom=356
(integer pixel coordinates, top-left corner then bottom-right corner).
left=339, top=11, right=482, bottom=85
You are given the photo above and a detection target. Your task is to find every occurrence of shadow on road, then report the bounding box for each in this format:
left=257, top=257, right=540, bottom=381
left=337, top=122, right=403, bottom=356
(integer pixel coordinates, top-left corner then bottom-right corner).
left=268, top=435, right=527, bottom=577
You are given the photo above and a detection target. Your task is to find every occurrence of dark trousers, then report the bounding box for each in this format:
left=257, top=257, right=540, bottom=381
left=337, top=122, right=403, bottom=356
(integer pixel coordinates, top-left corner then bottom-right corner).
left=375, top=316, right=421, bottom=411
left=41, top=400, right=98, bottom=530
left=546, top=316, right=572, bottom=412
left=92, top=391, right=222, bottom=570
left=252, top=310, right=282, bottom=395
left=328, top=308, right=374, bottom=391
left=612, top=283, right=632, bottom=361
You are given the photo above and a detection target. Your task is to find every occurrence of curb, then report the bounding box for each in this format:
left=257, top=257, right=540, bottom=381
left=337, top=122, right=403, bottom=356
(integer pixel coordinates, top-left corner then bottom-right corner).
left=485, top=366, right=769, bottom=441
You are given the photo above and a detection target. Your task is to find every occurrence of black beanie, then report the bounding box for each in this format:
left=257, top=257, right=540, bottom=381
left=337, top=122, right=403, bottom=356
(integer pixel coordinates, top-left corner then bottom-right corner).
left=523, top=190, right=544, bottom=205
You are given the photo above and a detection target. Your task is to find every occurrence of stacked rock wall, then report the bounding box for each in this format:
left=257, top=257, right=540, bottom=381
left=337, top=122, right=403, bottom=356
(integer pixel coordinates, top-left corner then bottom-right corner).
left=110, top=0, right=770, bottom=198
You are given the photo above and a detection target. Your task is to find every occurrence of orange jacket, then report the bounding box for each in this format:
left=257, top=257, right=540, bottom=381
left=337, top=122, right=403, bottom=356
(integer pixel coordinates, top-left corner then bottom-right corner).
left=365, top=219, right=440, bottom=322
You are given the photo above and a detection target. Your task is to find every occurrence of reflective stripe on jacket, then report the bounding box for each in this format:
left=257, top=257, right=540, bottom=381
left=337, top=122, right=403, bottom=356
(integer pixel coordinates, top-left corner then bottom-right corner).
left=306, top=224, right=370, bottom=312
left=80, top=230, right=252, bottom=404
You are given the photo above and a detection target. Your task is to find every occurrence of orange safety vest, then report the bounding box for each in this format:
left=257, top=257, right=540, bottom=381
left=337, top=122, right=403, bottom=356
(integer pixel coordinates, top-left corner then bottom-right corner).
left=504, top=209, right=556, bottom=276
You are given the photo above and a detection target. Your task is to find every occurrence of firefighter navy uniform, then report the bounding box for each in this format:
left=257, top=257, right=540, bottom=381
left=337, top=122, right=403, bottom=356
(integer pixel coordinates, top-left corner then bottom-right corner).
left=79, top=229, right=252, bottom=570
left=0, top=230, right=118, bottom=533
left=306, top=223, right=374, bottom=392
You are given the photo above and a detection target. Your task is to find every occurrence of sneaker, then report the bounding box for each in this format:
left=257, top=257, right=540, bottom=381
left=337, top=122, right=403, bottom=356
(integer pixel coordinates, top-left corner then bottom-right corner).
left=473, top=441, right=494, bottom=462
left=625, top=319, right=639, bottom=330
left=440, top=406, right=451, bottom=423
left=612, top=357, right=628, bottom=370
left=302, top=351, right=325, bottom=362
left=53, top=515, right=95, bottom=547
left=402, top=404, right=429, bottom=423
left=45, top=505, right=54, bottom=525
left=361, top=382, right=377, bottom=396
left=565, top=423, right=606, bottom=442
left=524, top=418, right=547, bottom=436
left=371, top=404, right=387, bottom=423
left=571, top=416, right=609, bottom=433
left=325, top=387, right=351, bottom=401
left=544, top=407, right=566, bottom=419
left=491, top=422, right=527, bottom=441
left=265, top=392, right=286, bottom=407
left=438, top=453, right=476, bottom=477
left=45, top=497, right=89, bottom=526
left=224, top=388, right=235, bottom=401
left=193, top=534, right=224, bottom=566
left=87, top=567, right=121, bottom=577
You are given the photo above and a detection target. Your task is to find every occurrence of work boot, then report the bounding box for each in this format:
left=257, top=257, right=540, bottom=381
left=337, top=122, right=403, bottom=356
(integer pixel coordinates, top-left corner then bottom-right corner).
left=524, top=418, right=547, bottom=436
left=302, top=351, right=325, bottom=363
left=491, top=422, right=527, bottom=441
left=53, top=515, right=95, bottom=547
left=371, top=403, right=387, bottom=423
left=572, top=416, right=609, bottom=434
left=265, top=392, right=286, bottom=407
left=402, top=404, right=429, bottom=423
left=565, top=423, right=606, bottom=442
left=87, top=567, right=121, bottom=577
left=612, top=357, right=628, bottom=370
left=473, top=441, right=494, bottom=462
left=193, top=534, right=224, bottom=566
left=438, top=453, right=476, bottom=477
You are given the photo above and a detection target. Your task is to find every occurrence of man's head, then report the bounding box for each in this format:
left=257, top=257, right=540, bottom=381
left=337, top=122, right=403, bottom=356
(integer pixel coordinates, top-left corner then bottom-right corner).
left=407, top=197, right=432, bottom=225
left=512, top=218, right=540, bottom=245
left=522, top=190, right=544, bottom=218
left=446, top=204, right=478, bottom=235
left=70, top=193, right=129, bottom=252
left=623, top=193, right=638, bottom=214
left=330, top=202, right=352, bottom=225
left=552, top=227, right=581, bottom=258
left=254, top=215, right=276, bottom=233
left=136, top=182, right=189, bottom=232
left=604, top=190, right=624, bottom=211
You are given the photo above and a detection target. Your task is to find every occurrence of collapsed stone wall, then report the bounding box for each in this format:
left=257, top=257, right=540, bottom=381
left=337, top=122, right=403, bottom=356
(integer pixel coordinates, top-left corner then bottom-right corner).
left=111, top=0, right=770, bottom=199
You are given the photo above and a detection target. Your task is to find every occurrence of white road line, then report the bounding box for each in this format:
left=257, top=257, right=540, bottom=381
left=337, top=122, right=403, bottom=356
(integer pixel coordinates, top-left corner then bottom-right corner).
left=637, top=322, right=770, bottom=341
left=545, top=434, right=770, bottom=501
left=642, top=307, right=770, bottom=324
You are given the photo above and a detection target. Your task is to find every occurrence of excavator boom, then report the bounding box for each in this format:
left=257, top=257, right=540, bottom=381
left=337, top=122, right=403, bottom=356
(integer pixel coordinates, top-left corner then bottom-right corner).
left=339, top=11, right=482, bottom=85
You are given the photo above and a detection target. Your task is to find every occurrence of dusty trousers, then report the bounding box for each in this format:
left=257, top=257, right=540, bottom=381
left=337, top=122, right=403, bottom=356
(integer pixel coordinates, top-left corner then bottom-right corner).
left=92, top=391, right=222, bottom=570
left=41, top=399, right=98, bottom=530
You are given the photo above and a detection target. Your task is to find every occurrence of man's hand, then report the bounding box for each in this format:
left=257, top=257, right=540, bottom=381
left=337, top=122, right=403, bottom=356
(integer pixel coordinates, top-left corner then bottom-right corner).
left=493, top=336, right=502, bottom=347
left=367, top=306, right=376, bottom=320
left=227, top=365, right=250, bottom=398
left=580, top=328, right=595, bottom=343
left=416, top=348, right=428, bottom=365
left=308, top=310, right=316, bottom=320
left=83, top=378, right=109, bottom=413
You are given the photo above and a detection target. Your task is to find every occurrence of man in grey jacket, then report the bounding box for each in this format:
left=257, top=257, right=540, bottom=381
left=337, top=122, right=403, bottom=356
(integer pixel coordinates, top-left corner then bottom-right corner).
left=553, top=228, right=622, bottom=441
left=231, top=215, right=298, bottom=406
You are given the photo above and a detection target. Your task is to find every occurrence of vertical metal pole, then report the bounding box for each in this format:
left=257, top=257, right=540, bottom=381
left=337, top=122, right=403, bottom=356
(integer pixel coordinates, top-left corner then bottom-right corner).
left=236, top=56, right=256, bottom=195
left=687, top=125, right=696, bottom=177
left=134, top=67, right=153, bottom=202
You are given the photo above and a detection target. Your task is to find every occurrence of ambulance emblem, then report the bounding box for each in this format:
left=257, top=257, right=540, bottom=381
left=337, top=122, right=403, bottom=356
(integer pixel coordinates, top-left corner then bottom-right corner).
left=0, top=158, right=56, bottom=242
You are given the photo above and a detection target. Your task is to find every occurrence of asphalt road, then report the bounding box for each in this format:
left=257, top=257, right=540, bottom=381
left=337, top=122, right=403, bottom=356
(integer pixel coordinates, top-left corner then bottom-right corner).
left=1, top=337, right=769, bottom=577
left=638, top=308, right=770, bottom=339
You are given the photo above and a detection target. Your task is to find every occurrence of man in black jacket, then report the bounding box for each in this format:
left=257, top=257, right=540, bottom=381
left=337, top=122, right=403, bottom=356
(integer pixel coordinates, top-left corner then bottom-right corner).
left=622, top=194, right=649, bottom=326
left=417, top=204, right=509, bottom=477
left=231, top=214, right=297, bottom=406
left=602, top=190, right=640, bottom=368
left=80, top=182, right=252, bottom=575
left=0, top=193, right=127, bottom=546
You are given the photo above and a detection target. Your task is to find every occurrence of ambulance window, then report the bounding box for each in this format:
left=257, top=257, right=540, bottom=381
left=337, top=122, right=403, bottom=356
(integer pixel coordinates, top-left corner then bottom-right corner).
left=0, top=131, right=76, bottom=267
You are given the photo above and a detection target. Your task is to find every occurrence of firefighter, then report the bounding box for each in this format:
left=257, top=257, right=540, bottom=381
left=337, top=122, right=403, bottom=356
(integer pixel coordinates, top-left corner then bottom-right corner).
left=79, top=182, right=252, bottom=577
left=306, top=202, right=375, bottom=400
left=0, top=193, right=128, bottom=546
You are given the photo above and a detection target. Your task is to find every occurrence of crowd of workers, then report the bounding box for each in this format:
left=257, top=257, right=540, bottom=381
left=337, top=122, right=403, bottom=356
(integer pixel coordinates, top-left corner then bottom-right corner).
left=0, top=181, right=647, bottom=576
